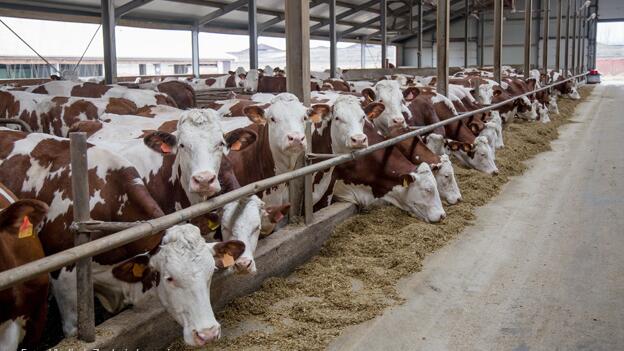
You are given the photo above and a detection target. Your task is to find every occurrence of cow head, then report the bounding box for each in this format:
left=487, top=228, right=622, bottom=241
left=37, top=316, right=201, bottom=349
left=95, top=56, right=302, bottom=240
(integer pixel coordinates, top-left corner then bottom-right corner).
left=220, top=195, right=264, bottom=275
left=243, top=69, right=260, bottom=93
left=260, top=203, right=290, bottom=236
left=430, top=154, right=462, bottom=205
left=478, top=122, right=500, bottom=154
left=548, top=95, right=560, bottom=114
left=113, top=224, right=244, bottom=347
left=365, top=80, right=409, bottom=136
left=386, top=163, right=446, bottom=223
left=448, top=136, right=498, bottom=175
left=424, top=133, right=448, bottom=156
left=244, top=93, right=325, bottom=171
left=143, top=109, right=255, bottom=200
left=330, top=95, right=385, bottom=152
left=515, top=96, right=538, bottom=120
left=477, top=81, right=496, bottom=105
left=234, top=66, right=247, bottom=88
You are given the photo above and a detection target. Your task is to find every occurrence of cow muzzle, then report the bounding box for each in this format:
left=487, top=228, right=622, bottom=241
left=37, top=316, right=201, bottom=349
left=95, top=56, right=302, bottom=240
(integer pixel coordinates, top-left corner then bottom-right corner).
left=349, top=134, right=368, bottom=149
left=190, top=171, right=218, bottom=195
left=234, top=257, right=257, bottom=275
left=192, top=326, right=221, bottom=346
left=286, top=133, right=306, bottom=150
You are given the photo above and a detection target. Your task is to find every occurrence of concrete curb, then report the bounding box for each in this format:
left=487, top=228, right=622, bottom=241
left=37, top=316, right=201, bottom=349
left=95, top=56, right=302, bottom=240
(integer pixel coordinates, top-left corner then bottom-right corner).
left=54, top=202, right=357, bottom=350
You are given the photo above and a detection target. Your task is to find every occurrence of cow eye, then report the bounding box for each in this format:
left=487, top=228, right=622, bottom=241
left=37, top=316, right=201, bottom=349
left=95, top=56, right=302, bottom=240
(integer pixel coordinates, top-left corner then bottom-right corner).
left=166, top=276, right=174, bottom=283
left=270, top=117, right=276, bottom=123
left=179, top=143, right=185, bottom=148
left=334, top=117, right=340, bottom=122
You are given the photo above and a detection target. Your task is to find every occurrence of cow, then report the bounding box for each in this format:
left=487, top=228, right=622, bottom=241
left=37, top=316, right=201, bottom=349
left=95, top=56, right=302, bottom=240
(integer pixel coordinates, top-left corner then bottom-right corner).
left=360, top=80, right=410, bottom=136
left=329, top=122, right=446, bottom=223
left=150, top=80, right=196, bottom=110
left=550, top=70, right=581, bottom=100
left=0, top=129, right=245, bottom=346
left=0, top=184, right=49, bottom=351
left=386, top=129, right=462, bottom=205
left=403, top=86, right=499, bottom=175
left=0, top=90, right=149, bottom=136
left=24, top=80, right=177, bottom=108
left=191, top=67, right=247, bottom=90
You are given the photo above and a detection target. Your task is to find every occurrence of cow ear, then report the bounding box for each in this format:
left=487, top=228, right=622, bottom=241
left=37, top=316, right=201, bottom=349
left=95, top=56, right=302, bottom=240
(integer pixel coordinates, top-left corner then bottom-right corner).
left=492, top=88, right=502, bottom=97
left=403, top=87, right=420, bottom=101
left=112, top=255, right=159, bottom=292
left=361, top=88, right=376, bottom=103
left=0, top=199, right=48, bottom=236
left=447, top=141, right=461, bottom=151
left=228, top=71, right=235, bottom=75
left=258, top=69, right=265, bottom=74
left=307, top=104, right=331, bottom=123
left=143, top=131, right=177, bottom=154
left=224, top=129, right=257, bottom=151
left=267, top=203, right=290, bottom=224
left=211, top=240, right=245, bottom=269
left=399, top=173, right=416, bottom=188
left=364, top=102, right=385, bottom=120
left=243, top=105, right=267, bottom=125
left=429, top=77, right=437, bottom=86
left=462, top=143, right=474, bottom=152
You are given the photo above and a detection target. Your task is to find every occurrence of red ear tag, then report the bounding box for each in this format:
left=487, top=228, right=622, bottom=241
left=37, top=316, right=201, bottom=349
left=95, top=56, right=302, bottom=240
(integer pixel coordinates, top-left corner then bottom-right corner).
left=19, top=216, right=33, bottom=239
left=160, top=143, right=172, bottom=154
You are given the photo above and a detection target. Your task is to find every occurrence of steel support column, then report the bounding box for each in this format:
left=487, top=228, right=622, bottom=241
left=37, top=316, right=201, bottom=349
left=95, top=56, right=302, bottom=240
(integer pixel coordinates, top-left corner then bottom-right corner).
left=437, top=0, right=450, bottom=95
left=556, top=0, right=562, bottom=71
left=580, top=7, right=586, bottom=72
left=524, top=0, right=533, bottom=77
left=464, top=0, right=469, bottom=67
left=361, top=38, right=367, bottom=68
left=418, top=0, right=423, bottom=68
left=329, top=0, right=337, bottom=78
left=479, top=10, right=484, bottom=67
left=575, top=2, right=582, bottom=74
left=543, top=0, right=550, bottom=72
left=101, top=0, right=117, bottom=84
left=571, top=0, right=577, bottom=75
left=248, top=0, right=258, bottom=69
left=564, top=0, right=570, bottom=75
left=191, top=24, right=200, bottom=78
left=494, top=0, right=503, bottom=83
left=381, top=0, right=387, bottom=68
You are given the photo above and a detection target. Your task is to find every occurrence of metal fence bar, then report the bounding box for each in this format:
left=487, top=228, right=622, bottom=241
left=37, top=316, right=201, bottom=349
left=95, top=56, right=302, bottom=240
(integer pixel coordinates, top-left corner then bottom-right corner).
left=0, top=73, right=587, bottom=292
left=69, top=132, right=95, bottom=342
left=304, top=121, right=314, bottom=225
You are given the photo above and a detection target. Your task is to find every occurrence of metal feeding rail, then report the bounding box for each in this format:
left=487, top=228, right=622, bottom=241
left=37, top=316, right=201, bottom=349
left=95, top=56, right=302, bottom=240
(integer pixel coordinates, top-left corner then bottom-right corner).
left=0, top=72, right=587, bottom=342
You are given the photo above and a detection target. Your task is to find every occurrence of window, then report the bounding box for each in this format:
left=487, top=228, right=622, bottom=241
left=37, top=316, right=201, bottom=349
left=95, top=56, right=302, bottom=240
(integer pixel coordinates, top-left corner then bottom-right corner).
left=139, top=64, right=146, bottom=76
left=174, top=64, right=190, bottom=74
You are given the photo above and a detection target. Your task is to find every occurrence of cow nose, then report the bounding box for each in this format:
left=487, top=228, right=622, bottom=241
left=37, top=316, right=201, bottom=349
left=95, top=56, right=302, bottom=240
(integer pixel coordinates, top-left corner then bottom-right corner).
left=235, top=258, right=256, bottom=274
left=192, top=172, right=216, bottom=186
left=491, top=169, right=499, bottom=176
left=193, top=326, right=221, bottom=346
left=350, top=134, right=368, bottom=148
left=392, top=116, right=405, bottom=125
left=287, top=133, right=305, bottom=145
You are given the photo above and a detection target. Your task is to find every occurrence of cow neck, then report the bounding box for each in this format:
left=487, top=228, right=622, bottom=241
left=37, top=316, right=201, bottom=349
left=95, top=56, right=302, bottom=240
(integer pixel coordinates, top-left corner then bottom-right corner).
left=254, top=124, right=277, bottom=178
left=167, top=153, right=201, bottom=207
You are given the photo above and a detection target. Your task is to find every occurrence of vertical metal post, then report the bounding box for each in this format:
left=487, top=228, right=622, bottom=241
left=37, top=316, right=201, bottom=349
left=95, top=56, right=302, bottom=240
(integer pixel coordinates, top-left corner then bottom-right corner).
left=191, top=24, right=200, bottom=78
left=571, top=0, right=577, bottom=75
left=524, top=0, right=533, bottom=77
left=381, top=0, right=387, bottom=68
left=329, top=0, right=337, bottom=78
left=101, top=0, right=117, bottom=84
left=580, top=7, right=586, bottom=72
left=285, top=0, right=310, bottom=221
left=69, top=132, right=95, bottom=342
left=479, top=11, right=484, bottom=67
left=248, top=0, right=258, bottom=69
left=437, top=0, right=450, bottom=96
left=409, top=0, right=414, bottom=32
left=564, top=0, right=570, bottom=75
left=556, top=0, right=562, bottom=71
left=303, top=122, right=313, bottom=225
left=543, top=0, right=550, bottom=72
left=464, top=0, right=469, bottom=67
left=494, top=0, right=503, bottom=83
left=576, top=2, right=582, bottom=74
left=417, top=0, right=423, bottom=68
left=361, top=38, right=367, bottom=68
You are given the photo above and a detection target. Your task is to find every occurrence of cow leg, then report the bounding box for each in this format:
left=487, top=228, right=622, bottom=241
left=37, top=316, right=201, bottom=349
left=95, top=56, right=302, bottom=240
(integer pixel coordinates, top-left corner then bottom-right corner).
left=50, top=268, right=78, bottom=337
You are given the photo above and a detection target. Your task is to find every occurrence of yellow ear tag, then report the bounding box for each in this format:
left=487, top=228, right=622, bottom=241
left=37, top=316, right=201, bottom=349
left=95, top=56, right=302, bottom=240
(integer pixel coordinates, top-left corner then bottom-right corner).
left=207, top=218, right=220, bottom=231
left=403, top=178, right=409, bottom=188
left=132, top=263, right=146, bottom=278
left=230, top=140, right=243, bottom=151
left=221, top=253, right=235, bottom=268
left=310, top=114, right=322, bottom=123
left=18, top=216, right=33, bottom=239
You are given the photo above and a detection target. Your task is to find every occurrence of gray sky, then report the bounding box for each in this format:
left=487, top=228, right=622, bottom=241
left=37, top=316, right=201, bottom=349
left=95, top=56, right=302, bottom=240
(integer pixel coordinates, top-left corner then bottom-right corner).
left=597, top=22, right=624, bottom=45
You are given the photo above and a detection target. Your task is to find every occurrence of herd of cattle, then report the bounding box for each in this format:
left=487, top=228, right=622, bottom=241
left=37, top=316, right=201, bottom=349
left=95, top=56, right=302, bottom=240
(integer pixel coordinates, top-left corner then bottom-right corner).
left=0, top=65, right=582, bottom=349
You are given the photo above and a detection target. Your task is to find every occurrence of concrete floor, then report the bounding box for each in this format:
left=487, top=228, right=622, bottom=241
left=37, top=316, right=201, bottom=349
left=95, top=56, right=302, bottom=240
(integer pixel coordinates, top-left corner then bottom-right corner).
left=329, top=84, right=624, bottom=351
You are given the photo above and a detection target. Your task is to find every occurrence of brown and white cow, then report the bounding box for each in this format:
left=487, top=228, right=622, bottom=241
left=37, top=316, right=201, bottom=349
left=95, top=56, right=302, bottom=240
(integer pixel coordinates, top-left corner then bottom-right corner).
left=360, top=80, right=410, bottom=136
left=0, top=183, right=49, bottom=351
left=0, top=129, right=245, bottom=347
left=24, top=80, right=177, bottom=108
left=191, top=67, right=247, bottom=90
left=0, top=90, right=148, bottom=136
left=403, top=86, right=499, bottom=175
